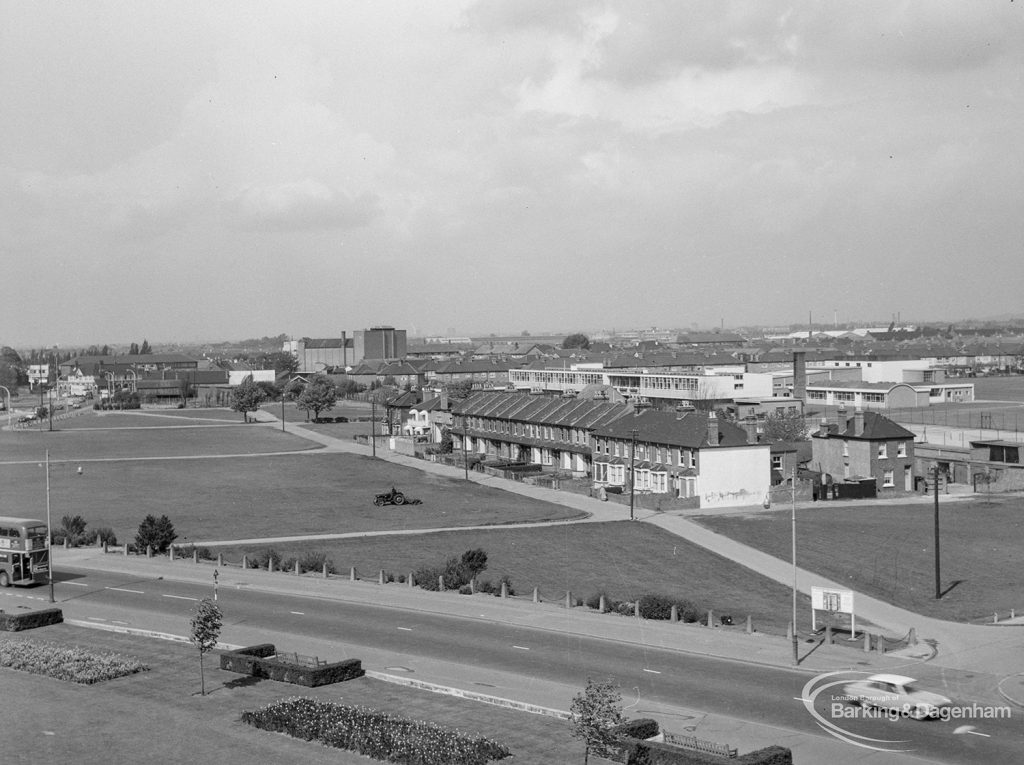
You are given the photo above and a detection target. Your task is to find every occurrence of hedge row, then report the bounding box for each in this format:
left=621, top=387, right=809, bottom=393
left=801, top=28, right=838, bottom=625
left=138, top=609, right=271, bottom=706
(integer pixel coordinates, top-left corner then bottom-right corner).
left=0, top=607, right=64, bottom=632
left=241, top=696, right=512, bottom=765
left=220, top=644, right=364, bottom=687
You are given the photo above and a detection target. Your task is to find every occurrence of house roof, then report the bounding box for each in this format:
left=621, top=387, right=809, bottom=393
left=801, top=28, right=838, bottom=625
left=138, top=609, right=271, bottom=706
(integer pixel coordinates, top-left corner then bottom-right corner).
left=593, top=408, right=751, bottom=449
left=816, top=411, right=915, bottom=440
left=454, top=391, right=631, bottom=431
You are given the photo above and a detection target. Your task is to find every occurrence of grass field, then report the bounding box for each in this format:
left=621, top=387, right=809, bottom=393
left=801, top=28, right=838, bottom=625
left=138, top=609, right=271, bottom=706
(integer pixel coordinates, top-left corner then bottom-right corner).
left=0, top=624, right=578, bottom=765
left=215, top=521, right=806, bottom=635
left=694, top=495, right=1024, bottom=623
left=0, top=409, right=581, bottom=545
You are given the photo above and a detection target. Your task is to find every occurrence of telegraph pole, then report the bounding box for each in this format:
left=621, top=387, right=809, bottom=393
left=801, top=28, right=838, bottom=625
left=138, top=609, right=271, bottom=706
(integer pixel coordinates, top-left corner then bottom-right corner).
left=45, top=450, right=54, bottom=603
left=791, top=465, right=798, bottom=665
left=371, top=398, right=377, bottom=457
left=934, top=465, right=942, bottom=599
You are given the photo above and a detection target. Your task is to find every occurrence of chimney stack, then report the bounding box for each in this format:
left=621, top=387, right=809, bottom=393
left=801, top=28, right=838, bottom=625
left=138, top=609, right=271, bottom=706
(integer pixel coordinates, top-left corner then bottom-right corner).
left=854, top=408, right=865, bottom=437
left=706, top=411, right=719, bottom=446
left=792, top=351, right=807, bottom=401
left=440, top=389, right=449, bottom=410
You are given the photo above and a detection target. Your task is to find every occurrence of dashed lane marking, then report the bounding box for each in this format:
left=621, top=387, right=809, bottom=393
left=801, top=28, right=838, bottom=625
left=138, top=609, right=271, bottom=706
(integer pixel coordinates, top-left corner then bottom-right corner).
left=105, top=587, right=144, bottom=594
left=161, top=594, right=197, bottom=601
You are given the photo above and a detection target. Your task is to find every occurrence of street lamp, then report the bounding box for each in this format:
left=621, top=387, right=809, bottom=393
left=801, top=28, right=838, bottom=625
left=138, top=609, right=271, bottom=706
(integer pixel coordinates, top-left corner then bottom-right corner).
left=791, top=465, right=798, bottom=665
left=371, top=398, right=377, bottom=457
left=933, top=464, right=942, bottom=599
left=45, top=450, right=55, bottom=603
left=628, top=429, right=638, bottom=521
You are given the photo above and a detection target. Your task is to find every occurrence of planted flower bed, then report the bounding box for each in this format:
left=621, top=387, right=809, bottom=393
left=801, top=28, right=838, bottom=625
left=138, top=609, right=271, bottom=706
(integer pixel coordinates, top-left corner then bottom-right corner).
left=0, top=638, right=148, bottom=684
left=242, top=696, right=512, bottom=765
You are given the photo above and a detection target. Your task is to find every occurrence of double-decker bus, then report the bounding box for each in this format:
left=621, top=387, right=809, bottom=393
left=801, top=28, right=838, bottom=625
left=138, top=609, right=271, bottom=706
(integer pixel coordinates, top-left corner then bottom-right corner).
left=0, top=516, right=49, bottom=587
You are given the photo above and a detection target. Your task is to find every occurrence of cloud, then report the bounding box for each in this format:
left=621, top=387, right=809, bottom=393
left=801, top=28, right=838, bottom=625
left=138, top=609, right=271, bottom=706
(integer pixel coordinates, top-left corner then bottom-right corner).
left=225, top=180, right=380, bottom=231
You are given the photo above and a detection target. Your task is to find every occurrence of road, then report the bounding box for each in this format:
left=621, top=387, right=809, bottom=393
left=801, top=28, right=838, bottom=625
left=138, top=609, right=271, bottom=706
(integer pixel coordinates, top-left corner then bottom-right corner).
left=27, top=565, right=1023, bottom=765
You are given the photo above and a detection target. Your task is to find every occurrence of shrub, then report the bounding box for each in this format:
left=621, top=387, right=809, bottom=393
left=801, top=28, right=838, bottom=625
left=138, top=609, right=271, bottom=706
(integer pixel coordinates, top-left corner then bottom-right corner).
left=135, top=514, right=177, bottom=554
left=298, top=551, right=337, bottom=574
left=397, top=574, right=407, bottom=584
left=280, top=557, right=297, bottom=572
left=241, top=697, right=511, bottom=765
left=637, top=594, right=678, bottom=621
left=676, top=600, right=702, bottom=623
left=458, top=585, right=473, bottom=595
left=585, top=592, right=608, bottom=610
left=412, top=565, right=445, bottom=591
left=60, top=515, right=89, bottom=547
left=477, top=579, right=496, bottom=595
left=94, top=527, right=118, bottom=546
left=497, top=575, right=515, bottom=597
left=255, top=548, right=282, bottom=569
left=459, top=548, right=488, bottom=579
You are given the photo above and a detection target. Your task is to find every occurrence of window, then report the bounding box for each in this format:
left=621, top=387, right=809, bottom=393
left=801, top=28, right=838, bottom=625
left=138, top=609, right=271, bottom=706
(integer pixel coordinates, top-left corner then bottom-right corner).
left=594, top=462, right=608, bottom=483
left=897, top=442, right=907, bottom=457
left=652, top=472, right=667, bottom=493
left=878, top=443, right=887, bottom=459
left=771, top=455, right=783, bottom=470
left=883, top=469, right=894, bottom=487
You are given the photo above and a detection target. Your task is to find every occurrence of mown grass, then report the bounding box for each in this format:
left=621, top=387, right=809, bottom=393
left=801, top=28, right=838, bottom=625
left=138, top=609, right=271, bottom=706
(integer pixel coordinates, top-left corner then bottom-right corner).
left=694, top=495, right=1024, bottom=622
left=218, top=521, right=806, bottom=634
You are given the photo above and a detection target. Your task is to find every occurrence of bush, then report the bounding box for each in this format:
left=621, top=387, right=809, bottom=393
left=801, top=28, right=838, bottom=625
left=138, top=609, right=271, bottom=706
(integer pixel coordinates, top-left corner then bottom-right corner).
left=637, top=594, right=677, bottom=620
left=94, top=527, right=118, bottom=546
left=298, top=551, right=337, bottom=574
left=585, top=592, right=608, bottom=610
left=280, top=557, right=297, bottom=572
left=497, top=575, right=515, bottom=597
left=477, top=579, right=496, bottom=595
left=255, top=548, right=282, bottom=569
left=134, top=514, right=177, bottom=554
left=412, top=565, right=446, bottom=591
left=458, top=585, right=473, bottom=595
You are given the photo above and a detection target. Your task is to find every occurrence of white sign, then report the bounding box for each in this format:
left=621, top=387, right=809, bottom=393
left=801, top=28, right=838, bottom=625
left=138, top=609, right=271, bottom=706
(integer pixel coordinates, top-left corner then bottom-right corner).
left=811, top=586, right=854, bottom=614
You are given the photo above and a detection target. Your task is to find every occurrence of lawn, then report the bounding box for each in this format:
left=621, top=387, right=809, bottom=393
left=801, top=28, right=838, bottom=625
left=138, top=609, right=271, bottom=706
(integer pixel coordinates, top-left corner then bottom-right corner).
left=215, top=521, right=806, bottom=635
left=0, top=623, right=579, bottom=765
left=693, top=495, right=1024, bottom=622
left=0, top=415, right=581, bottom=545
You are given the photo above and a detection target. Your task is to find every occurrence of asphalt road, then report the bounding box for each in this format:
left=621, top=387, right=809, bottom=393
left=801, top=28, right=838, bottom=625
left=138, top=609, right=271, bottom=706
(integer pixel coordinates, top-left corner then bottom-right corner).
left=32, top=566, right=1024, bottom=765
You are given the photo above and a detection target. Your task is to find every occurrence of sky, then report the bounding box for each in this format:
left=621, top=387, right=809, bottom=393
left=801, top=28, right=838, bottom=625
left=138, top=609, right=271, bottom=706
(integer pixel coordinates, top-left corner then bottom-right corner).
left=2, top=1, right=1023, bottom=347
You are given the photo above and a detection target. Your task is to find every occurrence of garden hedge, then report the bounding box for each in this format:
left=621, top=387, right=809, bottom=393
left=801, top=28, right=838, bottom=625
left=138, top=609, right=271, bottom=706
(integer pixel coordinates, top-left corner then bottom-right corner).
left=0, top=607, right=63, bottom=631
left=220, top=643, right=364, bottom=687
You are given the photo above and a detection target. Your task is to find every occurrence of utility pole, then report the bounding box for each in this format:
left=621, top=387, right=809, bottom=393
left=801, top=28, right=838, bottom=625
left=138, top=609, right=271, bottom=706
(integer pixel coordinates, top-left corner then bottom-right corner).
left=629, top=429, right=638, bottom=521
left=791, top=465, right=798, bottom=665
left=934, top=465, right=942, bottom=599
left=45, top=450, right=54, bottom=603
left=371, top=398, right=377, bottom=457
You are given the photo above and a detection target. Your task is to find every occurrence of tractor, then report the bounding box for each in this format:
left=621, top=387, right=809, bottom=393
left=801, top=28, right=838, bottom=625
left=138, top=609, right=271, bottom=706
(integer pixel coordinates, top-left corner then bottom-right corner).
left=373, top=487, right=421, bottom=506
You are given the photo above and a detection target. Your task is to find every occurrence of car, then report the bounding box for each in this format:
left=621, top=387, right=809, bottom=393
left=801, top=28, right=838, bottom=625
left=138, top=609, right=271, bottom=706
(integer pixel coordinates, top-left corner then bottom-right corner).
left=842, top=674, right=952, bottom=720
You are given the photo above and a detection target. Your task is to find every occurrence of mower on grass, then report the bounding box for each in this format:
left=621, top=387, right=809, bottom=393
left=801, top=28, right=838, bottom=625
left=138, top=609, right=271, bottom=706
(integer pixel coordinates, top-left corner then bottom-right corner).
left=373, top=487, right=422, bottom=506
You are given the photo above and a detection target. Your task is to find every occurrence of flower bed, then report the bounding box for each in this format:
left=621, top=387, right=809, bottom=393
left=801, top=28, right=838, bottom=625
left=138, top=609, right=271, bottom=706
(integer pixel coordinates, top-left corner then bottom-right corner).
left=242, top=696, right=512, bottom=765
left=0, top=638, right=149, bottom=684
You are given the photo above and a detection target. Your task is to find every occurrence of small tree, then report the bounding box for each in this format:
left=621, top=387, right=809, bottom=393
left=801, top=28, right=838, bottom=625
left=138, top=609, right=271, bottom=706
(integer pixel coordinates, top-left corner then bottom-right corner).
left=190, top=598, right=223, bottom=696
left=460, top=548, right=488, bottom=581
left=231, top=375, right=264, bottom=422
left=295, top=375, right=338, bottom=421
left=59, top=515, right=88, bottom=547
left=135, top=514, right=177, bottom=554
left=569, top=677, right=625, bottom=764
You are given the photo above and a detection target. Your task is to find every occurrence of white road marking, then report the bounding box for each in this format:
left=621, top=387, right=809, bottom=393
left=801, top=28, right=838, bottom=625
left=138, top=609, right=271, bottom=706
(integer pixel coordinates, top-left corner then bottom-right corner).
left=397, top=626, right=413, bottom=631
left=112, top=620, right=129, bottom=625
left=61, top=581, right=88, bottom=587
left=87, top=617, right=106, bottom=622
left=643, top=669, right=661, bottom=674
left=161, top=594, right=197, bottom=601
left=106, top=587, right=144, bottom=594
left=512, top=645, right=530, bottom=651
left=290, top=611, right=305, bottom=615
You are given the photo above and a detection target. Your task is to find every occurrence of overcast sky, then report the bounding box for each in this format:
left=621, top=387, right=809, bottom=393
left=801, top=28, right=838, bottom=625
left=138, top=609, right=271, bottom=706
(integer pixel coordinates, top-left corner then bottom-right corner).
left=2, top=1, right=1022, bottom=347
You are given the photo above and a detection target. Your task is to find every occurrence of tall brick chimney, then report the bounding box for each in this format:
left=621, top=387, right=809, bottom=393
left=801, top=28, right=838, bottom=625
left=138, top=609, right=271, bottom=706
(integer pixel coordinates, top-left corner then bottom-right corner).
left=854, top=408, right=865, bottom=436
left=706, top=410, right=719, bottom=446
left=792, top=351, right=807, bottom=401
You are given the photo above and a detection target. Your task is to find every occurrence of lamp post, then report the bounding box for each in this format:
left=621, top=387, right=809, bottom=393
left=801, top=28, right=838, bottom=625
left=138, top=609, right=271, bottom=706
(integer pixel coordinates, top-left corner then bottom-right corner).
left=628, top=429, right=638, bottom=521
left=371, top=398, right=377, bottom=457
left=461, top=413, right=470, bottom=480
left=934, top=465, right=942, bottom=599
left=791, top=465, right=799, bottom=665
left=45, top=450, right=54, bottom=603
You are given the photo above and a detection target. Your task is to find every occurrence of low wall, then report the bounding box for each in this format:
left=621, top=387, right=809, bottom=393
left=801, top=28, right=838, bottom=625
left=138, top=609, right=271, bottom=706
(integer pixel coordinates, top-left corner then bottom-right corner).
left=220, top=643, right=365, bottom=687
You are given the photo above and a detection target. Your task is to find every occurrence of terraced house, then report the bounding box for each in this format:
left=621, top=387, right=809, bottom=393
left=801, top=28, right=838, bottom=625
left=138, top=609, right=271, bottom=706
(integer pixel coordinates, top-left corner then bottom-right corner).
left=452, top=391, right=629, bottom=475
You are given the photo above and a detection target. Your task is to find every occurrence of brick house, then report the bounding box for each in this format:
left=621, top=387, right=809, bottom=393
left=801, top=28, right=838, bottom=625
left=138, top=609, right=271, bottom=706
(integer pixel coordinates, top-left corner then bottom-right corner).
left=811, top=409, right=916, bottom=496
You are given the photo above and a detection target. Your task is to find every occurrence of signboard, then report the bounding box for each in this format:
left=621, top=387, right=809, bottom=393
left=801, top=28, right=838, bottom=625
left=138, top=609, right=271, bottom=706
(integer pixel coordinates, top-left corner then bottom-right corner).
left=811, top=586, right=856, bottom=633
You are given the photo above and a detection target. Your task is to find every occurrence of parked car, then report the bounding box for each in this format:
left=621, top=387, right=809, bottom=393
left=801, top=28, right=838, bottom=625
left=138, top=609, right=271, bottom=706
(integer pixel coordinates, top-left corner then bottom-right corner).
left=842, top=674, right=952, bottom=719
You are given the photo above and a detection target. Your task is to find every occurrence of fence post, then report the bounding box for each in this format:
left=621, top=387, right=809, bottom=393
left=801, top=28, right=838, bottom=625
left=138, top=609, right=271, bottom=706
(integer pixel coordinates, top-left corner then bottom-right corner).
left=123, top=543, right=128, bottom=557
left=707, top=609, right=713, bottom=627
left=599, top=594, right=607, bottom=614
left=670, top=605, right=678, bottom=623
left=908, top=627, right=917, bottom=645
left=500, top=580, right=508, bottom=598
left=439, top=575, right=445, bottom=592
left=746, top=615, right=752, bottom=634
left=825, top=625, right=833, bottom=645
left=217, top=553, right=223, bottom=567
left=323, top=562, right=329, bottom=579
left=634, top=601, right=640, bottom=618
left=102, top=541, right=108, bottom=554
left=379, top=569, right=385, bottom=585
left=193, top=548, right=198, bottom=564
left=532, top=587, right=539, bottom=603
left=148, top=545, right=154, bottom=559
left=242, top=554, right=248, bottom=569
left=350, top=567, right=357, bottom=582
left=268, top=557, right=274, bottom=573
left=470, top=578, right=476, bottom=594
left=295, top=560, right=300, bottom=576
left=408, top=572, right=414, bottom=588
left=864, top=631, right=872, bottom=652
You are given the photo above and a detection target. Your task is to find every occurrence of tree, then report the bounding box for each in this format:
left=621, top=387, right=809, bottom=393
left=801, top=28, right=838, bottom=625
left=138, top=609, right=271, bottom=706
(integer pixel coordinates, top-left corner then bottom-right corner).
left=295, top=375, right=338, bottom=421
left=446, top=380, right=474, bottom=400
left=231, top=375, right=264, bottom=422
left=129, top=342, right=140, bottom=355
left=135, top=514, right=177, bottom=554
left=459, top=548, right=488, bottom=580
left=761, top=409, right=810, bottom=443
left=255, top=380, right=281, bottom=401
left=190, top=598, right=223, bottom=696
left=569, top=678, right=625, bottom=764
left=562, top=333, right=590, bottom=350
left=139, top=339, right=152, bottom=355
left=262, top=351, right=299, bottom=375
